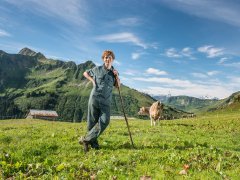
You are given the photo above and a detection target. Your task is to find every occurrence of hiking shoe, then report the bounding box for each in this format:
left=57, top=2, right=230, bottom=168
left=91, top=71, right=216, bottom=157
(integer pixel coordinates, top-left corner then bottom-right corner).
left=90, top=140, right=100, bottom=150
left=79, top=136, right=89, bottom=153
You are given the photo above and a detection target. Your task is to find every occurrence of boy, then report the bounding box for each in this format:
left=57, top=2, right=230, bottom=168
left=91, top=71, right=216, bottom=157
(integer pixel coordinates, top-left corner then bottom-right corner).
left=79, top=50, right=120, bottom=152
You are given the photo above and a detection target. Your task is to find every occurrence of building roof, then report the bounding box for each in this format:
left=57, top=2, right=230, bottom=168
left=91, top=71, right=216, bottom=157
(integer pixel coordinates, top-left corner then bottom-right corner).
left=28, top=109, right=58, bottom=117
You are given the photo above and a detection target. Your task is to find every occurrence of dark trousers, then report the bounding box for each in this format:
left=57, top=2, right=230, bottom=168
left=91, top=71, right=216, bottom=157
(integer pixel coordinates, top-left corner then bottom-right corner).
left=84, top=97, right=110, bottom=146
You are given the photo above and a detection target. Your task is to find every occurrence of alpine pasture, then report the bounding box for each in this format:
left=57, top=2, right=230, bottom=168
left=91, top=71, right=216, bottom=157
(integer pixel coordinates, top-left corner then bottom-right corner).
left=0, top=111, right=240, bottom=179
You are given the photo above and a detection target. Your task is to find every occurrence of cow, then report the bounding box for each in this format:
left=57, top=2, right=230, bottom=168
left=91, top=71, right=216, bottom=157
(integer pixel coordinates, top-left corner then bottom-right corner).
left=138, top=101, right=164, bottom=126
left=138, top=107, right=150, bottom=116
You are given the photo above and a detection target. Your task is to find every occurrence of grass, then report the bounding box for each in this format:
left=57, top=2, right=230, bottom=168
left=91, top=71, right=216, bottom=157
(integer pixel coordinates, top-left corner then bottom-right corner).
left=0, top=112, right=240, bottom=179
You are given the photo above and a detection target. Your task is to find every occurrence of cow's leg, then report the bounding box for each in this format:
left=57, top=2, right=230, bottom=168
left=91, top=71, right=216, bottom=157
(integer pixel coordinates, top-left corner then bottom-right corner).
left=150, top=117, right=153, bottom=126
left=153, top=120, right=156, bottom=126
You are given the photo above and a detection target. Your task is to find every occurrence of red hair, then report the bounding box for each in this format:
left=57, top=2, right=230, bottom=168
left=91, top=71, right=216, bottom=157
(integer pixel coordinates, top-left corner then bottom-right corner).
left=102, top=50, right=115, bottom=60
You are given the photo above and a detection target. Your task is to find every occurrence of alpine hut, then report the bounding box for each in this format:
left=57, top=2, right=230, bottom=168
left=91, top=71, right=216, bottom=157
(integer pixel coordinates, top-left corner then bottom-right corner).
left=26, top=109, right=58, bottom=120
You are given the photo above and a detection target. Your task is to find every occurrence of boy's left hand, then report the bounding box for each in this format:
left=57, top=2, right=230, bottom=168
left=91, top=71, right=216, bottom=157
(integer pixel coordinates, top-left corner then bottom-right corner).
left=113, top=70, right=120, bottom=88
left=112, top=69, right=119, bottom=77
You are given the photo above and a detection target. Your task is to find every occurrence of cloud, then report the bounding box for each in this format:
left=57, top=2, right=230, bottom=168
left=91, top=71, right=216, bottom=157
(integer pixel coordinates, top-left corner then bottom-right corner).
left=0, top=29, right=11, bottom=37
left=133, top=77, right=193, bottom=88
left=181, top=47, right=195, bottom=59
left=115, top=17, right=142, bottom=26
left=159, top=0, right=240, bottom=28
left=95, top=32, right=148, bottom=49
left=132, top=76, right=233, bottom=99
left=131, top=53, right=140, bottom=60
left=228, top=76, right=240, bottom=88
left=165, top=48, right=181, bottom=58
left=198, top=45, right=224, bottom=58
left=123, top=69, right=139, bottom=76
left=207, top=71, right=219, bottom=76
left=222, top=62, right=240, bottom=69
left=218, top=57, right=229, bottom=64
left=131, top=52, right=144, bottom=60
left=140, top=85, right=232, bottom=99
left=165, top=47, right=195, bottom=59
left=192, top=71, right=220, bottom=78
left=146, top=68, right=168, bottom=75
left=191, top=73, right=208, bottom=78
left=114, top=60, right=121, bottom=66
left=5, top=0, right=88, bottom=27
left=217, top=57, right=240, bottom=69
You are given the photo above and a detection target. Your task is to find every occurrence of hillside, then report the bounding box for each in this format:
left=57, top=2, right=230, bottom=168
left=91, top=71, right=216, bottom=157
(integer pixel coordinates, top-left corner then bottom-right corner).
left=155, top=95, right=219, bottom=113
left=206, top=91, right=240, bottom=113
left=0, top=48, right=188, bottom=121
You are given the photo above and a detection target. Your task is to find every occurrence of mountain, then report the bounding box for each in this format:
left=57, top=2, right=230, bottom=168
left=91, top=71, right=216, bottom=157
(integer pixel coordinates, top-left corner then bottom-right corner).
left=18, top=47, right=46, bottom=59
left=0, top=49, right=38, bottom=91
left=0, top=48, right=190, bottom=121
left=154, top=95, right=219, bottom=113
left=206, top=91, right=240, bottom=112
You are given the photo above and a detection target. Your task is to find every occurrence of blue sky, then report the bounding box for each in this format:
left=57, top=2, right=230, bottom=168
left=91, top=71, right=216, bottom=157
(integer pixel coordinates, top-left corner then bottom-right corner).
left=0, top=0, right=240, bottom=99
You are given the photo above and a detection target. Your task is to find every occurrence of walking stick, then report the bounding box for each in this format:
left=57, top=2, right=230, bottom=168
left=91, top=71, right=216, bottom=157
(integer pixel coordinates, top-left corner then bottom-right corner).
left=115, top=75, right=134, bottom=148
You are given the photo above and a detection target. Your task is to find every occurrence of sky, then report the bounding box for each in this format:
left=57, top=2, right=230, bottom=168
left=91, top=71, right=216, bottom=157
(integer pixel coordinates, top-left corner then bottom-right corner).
left=0, top=0, right=240, bottom=99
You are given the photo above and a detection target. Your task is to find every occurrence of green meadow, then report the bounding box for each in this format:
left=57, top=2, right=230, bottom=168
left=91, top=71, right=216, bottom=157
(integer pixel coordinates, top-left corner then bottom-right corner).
left=0, top=112, right=240, bottom=179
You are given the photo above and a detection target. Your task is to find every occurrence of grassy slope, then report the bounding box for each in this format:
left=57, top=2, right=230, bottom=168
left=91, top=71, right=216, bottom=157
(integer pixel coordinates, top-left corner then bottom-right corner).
left=0, top=111, right=240, bottom=179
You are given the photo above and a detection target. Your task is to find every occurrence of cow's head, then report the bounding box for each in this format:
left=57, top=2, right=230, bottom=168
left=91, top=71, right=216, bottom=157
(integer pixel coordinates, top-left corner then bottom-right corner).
left=138, top=107, right=149, bottom=115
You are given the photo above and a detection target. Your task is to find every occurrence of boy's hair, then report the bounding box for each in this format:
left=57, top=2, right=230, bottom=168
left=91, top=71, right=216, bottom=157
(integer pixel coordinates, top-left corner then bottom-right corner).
left=102, top=50, right=115, bottom=60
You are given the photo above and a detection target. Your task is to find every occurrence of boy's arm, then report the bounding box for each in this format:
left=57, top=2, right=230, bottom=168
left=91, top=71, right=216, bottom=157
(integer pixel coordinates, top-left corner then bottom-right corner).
left=83, top=71, right=95, bottom=86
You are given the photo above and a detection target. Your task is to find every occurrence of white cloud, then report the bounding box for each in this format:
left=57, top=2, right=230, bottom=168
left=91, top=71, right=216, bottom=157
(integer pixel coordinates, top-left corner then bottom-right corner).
left=123, top=69, right=139, bottom=76
left=116, top=17, right=141, bottom=26
left=165, top=48, right=181, bottom=58
left=192, top=71, right=220, bottom=78
left=207, top=71, right=219, bottom=76
left=218, top=57, right=229, bottom=64
left=114, top=60, right=121, bottom=66
left=0, top=29, right=11, bottom=37
left=181, top=47, right=195, bottom=59
left=132, top=76, right=235, bottom=99
left=133, top=77, right=193, bottom=88
left=131, top=53, right=140, bottom=60
left=191, top=73, right=208, bottom=78
left=5, top=0, right=88, bottom=27
left=140, top=85, right=232, bottom=99
left=198, top=45, right=224, bottom=58
left=222, top=62, right=240, bottom=69
left=228, top=76, right=240, bottom=87
left=165, top=47, right=195, bottom=59
left=95, top=32, right=148, bottom=49
left=159, top=0, right=240, bottom=28
left=146, top=68, right=167, bottom=75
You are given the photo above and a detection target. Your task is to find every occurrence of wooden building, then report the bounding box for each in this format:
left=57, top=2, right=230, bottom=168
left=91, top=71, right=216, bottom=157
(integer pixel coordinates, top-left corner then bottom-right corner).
left=26, top=109, right=58, bottom=120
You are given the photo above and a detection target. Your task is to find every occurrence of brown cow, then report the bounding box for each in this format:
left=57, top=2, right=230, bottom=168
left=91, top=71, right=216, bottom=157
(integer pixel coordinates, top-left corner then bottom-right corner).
left=138, top=101, right=164, bottom=126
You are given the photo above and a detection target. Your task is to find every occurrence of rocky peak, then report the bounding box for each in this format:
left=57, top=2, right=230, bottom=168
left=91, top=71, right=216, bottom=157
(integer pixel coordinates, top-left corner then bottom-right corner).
left=19, top=47, right=37, bottom=56
left=18, top=47, right=46, bottom=59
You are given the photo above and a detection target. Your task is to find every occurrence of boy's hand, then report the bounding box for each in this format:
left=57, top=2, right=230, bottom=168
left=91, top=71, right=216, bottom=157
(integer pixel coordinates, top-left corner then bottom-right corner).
left=112, top=69, right=119, bottom=77
left=113, top=70, right=120, bottom=88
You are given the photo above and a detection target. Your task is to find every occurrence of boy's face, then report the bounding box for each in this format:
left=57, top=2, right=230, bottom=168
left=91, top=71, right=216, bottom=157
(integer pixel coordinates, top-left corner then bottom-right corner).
left=103, top=55, right=114, bottom=68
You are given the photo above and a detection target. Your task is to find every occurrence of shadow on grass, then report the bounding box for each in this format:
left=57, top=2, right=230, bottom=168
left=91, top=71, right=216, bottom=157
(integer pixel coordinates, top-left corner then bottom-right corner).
left=100, top=141, right=211, bottom=151
left=101, top=143, right=169, bottom=151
